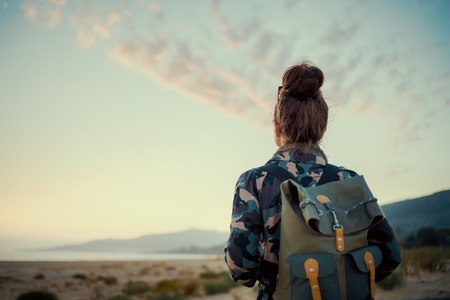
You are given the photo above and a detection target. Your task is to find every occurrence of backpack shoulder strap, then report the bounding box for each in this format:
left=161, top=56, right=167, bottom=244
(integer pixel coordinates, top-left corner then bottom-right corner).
left=259, top=163, right=296, bottom=182
left=317, top=163, right=340, bottom=185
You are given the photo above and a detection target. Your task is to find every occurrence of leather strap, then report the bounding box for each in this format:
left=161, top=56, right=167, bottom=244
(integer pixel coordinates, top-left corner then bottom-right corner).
left=335, top=227, right=345, bottom=252
left=364, top=251, right=376, bottom=299
left=304, top=258, right=322, bottom=300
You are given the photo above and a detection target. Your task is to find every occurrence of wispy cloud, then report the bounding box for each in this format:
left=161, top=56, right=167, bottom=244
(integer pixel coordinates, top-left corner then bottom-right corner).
left=212, top=0, right=261, bottom=50
left=15, top=0, right=450, bottom=150
left=319, top=22, right=359, bottom=47
left=71, top=10, right=121, bottom=48
left=21, top=0, right=65, bottom=27
left=21, top=1, right=38, bottom=22
left=110, top=36, right=270, bottom=127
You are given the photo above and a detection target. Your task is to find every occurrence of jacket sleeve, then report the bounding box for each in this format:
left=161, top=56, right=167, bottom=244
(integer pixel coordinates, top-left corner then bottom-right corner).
left=368, top=218, right=403, bottom=282
left=224, top=170, right=263, bottom=287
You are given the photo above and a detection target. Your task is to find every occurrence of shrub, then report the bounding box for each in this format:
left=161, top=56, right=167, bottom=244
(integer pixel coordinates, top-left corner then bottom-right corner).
left=402, top=247, right=449, bottom=272
left=204, top=274, right=236, bottom=295
left=377, top=268, right=404, bottom=290
left=97, top=275, right=118, bottom=285
left=404, top=227, right=450, bottom=248
left=16, top=291, right=58, bottom=300
left=201, top=269, right=235, bottom=295
left=199, top=270, right=224, bottom=279
left=182, top=281, right=199, bottom=296
left=204, top=281, right=235, bottom=295
left=1, top=275, right=19, bottom=282
left=140, top=267, right=150, bottom=275
left=153, top=279, right=183, bottom=294
left=72, top=273, right=88, bottom=280
left=108, top=295, right=131, bottom=300
left=149, top=293, right=185, bottom=300
left=34, top=273, right=45, bottom=280
left=122, top=280, right=150, bottom=295
left=220, top=271, right=231, bottom=279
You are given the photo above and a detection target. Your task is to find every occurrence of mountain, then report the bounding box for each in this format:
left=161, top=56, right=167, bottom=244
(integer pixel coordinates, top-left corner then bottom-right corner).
left=46, top=190, right=450, bottom=254
left=200, top=189, right=450, bottom=249
left=381, top=190, right=450, bottom=239
left=47, top=229, right=228, bottom=253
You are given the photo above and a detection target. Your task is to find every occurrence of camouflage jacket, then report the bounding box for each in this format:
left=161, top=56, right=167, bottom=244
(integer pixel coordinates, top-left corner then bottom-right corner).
left=224, top=146, right=357, bottom=299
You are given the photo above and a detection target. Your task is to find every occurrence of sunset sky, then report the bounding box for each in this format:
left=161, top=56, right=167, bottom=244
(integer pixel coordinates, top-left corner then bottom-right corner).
left=1, top=0, right=449, bottom=250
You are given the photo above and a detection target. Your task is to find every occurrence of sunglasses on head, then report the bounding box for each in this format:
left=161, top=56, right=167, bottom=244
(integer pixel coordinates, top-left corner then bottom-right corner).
left=278, top=86, right=283, bottom=99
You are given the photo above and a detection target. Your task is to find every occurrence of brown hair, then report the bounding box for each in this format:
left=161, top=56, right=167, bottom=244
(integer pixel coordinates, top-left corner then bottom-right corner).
left=274, top=62, right=328, bottom=145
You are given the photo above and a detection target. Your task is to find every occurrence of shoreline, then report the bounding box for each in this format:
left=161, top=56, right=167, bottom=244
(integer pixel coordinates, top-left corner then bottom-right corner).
left=0, top=258, right=223, bottom=270
left=0, top=251, right=221, bottom=263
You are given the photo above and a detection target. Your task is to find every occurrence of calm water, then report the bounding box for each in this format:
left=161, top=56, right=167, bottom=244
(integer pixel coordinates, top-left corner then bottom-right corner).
left=0, top=250, right=219, bottom=261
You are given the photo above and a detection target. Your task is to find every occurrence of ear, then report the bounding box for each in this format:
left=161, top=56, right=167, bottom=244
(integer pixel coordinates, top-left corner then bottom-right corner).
left=274, top=120, right=281, bottom=137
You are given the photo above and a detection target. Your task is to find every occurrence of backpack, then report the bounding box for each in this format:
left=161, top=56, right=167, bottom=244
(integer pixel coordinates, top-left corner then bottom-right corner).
left=259, top=163, right=402, bottom=300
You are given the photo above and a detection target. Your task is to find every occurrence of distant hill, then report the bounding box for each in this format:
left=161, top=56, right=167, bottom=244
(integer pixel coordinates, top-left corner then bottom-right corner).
left=381, top=190, right=450, bottom=239
left=178, top=190, right=450, bottom=253
left=47, top=229, right=228, bottom=253
left=202, top=188, right=450, bottom=252
left=46, top=190, right=450, bottom=254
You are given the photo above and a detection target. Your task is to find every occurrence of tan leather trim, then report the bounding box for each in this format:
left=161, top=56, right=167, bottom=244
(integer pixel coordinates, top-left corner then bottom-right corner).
left=364, top=251, right=376, bottom=299
left=316, top=194, right=331, bottom=204
left=335, top=227, right=345, bottom=252
left=304, top=258, right=322, bottom=300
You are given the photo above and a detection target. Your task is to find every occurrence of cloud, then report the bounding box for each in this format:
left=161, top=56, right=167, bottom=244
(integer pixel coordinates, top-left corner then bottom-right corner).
left=319, top=22, right=359, bottom=47
left=252, top=31, right=278, bottom=66
left=146, top=0, right=163, bottom=21
left=148, top=0, right=160, bottom=13
left=15, top=0, right=450, bottom=149
left=212, top=0, right=260, bottom=49
left=110, top=36, right=271, bottom=127
left=386, top=109, right=423, bottom=152
left=219, top=17, right=260, bottom=49
left=21, top=0, right=65, bottom=27
left=21, top=1, right=38, bottom=22
left=72, top=10, right=121, bottom=48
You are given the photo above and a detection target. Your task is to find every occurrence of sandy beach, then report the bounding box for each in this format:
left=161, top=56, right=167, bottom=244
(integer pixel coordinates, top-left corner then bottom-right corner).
left=1, top=259, right=449, bottom=300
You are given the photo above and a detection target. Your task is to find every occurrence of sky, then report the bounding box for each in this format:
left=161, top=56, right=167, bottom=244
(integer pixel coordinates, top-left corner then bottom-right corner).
left=1, top=0, right=449, bottom=250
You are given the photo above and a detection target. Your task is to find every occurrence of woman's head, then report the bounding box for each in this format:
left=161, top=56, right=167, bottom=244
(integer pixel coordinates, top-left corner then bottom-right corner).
left=274, top=62, right=328, bottom=146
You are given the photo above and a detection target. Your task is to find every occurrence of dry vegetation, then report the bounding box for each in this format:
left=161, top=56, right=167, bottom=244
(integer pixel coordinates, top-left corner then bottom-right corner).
left=0, top=258, right=236, bottom=300
left=1, top=249, right=449, bottom=300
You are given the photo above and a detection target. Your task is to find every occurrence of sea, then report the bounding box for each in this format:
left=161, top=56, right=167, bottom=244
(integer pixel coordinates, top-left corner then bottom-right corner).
left=0, top=250, right=219, bottom=261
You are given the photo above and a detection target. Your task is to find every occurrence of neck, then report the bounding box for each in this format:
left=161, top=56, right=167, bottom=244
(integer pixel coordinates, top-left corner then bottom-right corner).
left=278, top=135, right=289, bottom=147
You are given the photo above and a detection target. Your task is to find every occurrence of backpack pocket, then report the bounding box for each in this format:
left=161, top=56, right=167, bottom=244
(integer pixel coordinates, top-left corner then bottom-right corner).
left=345, top=245, right=383, bottom=299
left=288, top=253, right=340, bottom=300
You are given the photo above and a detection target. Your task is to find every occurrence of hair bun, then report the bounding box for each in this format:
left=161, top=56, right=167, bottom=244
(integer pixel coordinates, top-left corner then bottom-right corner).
left=283, top=64, right=324, bottom=99
left=296, top=66, right=324, bottom=97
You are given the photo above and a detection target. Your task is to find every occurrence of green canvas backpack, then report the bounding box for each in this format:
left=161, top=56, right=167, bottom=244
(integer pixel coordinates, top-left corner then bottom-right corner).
left=260, top=163, right=402, bottom=300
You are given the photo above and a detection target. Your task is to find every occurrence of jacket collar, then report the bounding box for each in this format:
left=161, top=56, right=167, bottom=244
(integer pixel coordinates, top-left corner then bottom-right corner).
left=269, top=143, right=327, bottom=165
